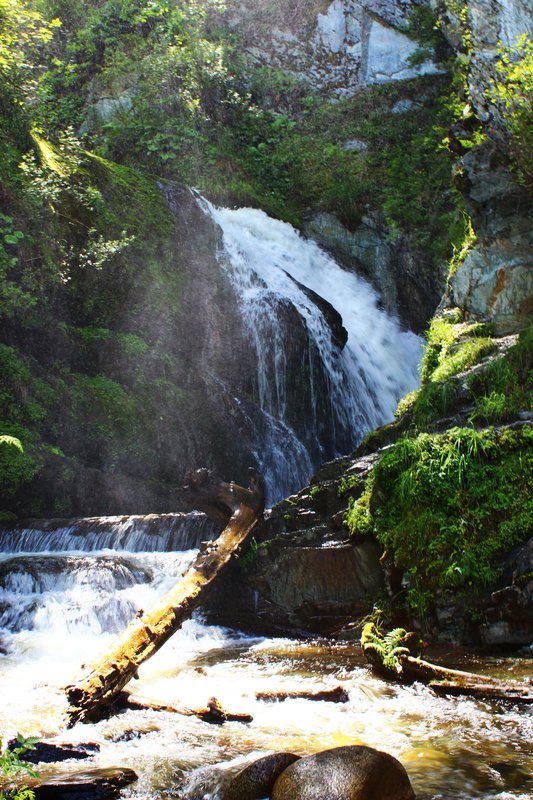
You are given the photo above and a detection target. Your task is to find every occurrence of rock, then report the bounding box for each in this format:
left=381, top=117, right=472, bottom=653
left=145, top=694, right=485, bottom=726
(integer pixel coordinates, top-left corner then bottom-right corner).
left=451, top=244, right=533, bottom=333
left=223, top=753, right=301, bottom=800
left=365, top=19, right=439, bottom=84
left=343, top=139, right=368, bottom=152
left=450, top=141, right=533, bottom=333
left=464, top=0, right=532, bottom=152
left=481, top=536, right=533, bottom=647
left=303, top=211, right=444, bottom=332
left=270, top=745, right=415, bottom=800
left=7, top=741, right=100, bottom=764
left=224, top=0, right=439, bottom=100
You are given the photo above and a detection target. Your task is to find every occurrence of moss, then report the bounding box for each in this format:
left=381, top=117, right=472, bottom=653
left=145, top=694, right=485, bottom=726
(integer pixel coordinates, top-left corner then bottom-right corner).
left=467, top=325, right=533, bottom=424
left=346, top=426, right=533, bottom=614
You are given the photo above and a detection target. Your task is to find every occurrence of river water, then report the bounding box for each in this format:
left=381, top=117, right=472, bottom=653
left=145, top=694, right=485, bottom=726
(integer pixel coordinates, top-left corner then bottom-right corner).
left=0, top=516, right=531, bottom=799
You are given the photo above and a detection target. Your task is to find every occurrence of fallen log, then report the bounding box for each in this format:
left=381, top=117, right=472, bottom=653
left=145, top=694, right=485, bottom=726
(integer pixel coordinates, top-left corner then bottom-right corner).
left=429, top=680, right=533, bottom=703
left=117, top=691, right=253, bottom=724
left=3, top=768, right=137, bottom=800
left=401, top=656, right=533, bottom=703
left=361, top=624, right=533, bottom=704
left=255, top=686, right=349, bottom=703
left=65, top=471, right=264, bottom=726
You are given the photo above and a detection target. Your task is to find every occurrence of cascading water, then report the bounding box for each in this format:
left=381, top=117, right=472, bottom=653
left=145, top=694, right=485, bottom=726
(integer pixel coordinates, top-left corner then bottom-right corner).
left=0, top=516, right=532, bottom=800
left=199, top=199, right=422, bottom=500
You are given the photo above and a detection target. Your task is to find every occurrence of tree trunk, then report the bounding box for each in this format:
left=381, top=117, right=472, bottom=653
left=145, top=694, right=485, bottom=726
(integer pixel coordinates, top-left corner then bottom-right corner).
left=361, top=626, right=532, bottom=704
left=65, top=478, right=262, bottom=726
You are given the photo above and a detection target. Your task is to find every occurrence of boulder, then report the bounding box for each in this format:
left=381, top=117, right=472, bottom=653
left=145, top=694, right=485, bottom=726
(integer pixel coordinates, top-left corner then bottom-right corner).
left=270, top=745, right=415, bottom=800
left=223, top=753, right=301, bottom=800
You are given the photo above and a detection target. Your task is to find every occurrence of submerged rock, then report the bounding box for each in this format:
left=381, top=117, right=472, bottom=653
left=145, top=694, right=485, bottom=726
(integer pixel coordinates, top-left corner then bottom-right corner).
left=270, top=745, right=415, bottom=800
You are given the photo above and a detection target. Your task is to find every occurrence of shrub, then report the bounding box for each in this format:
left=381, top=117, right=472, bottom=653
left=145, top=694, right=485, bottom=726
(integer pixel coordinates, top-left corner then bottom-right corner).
left=0, top=734, right=39, bottom=800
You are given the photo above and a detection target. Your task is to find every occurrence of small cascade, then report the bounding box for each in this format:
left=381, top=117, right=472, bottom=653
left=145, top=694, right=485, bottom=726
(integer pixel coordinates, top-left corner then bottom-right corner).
left=0, top=511, right=216, bottom=554
left=0, top=552, right=195, bottom=636
left=198, top=199, right=422, bottom=498
left=0, top=511, right=213, bottom=638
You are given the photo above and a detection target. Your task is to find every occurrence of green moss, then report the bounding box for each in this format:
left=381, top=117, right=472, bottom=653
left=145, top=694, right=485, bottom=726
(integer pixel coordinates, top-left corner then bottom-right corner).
left=468, top=325, right=533, bottom=424
left=419, top=314, right=488, bottom=383
left=346, top=426, right=533, bottom=613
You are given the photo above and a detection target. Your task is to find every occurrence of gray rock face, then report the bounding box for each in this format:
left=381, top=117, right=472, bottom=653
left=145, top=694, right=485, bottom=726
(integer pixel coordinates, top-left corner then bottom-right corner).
left=205, top=452, right=385, bottom=635
left=224, top=0, right=439, bottom=98
left=303, top=212, right=444, bottom=332
left=450, top=141, right=533, bottom=332
left=365, top=18, right=438, bottom=83
left=467, top=0, right=532, bottom=149
left=482, top=536, right=533, bottom=646
left=270, top=745, right=415, bottom=800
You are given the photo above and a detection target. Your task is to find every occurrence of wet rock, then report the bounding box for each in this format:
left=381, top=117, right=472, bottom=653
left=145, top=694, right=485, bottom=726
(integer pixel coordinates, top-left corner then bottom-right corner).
left=8, top=741, right=100, bottom=764
left=481, top=536, right=533, bottom=647
left=303, top=211, right=444, bottom=332
left=107, top=724, right=160, bottom=743
left=270, top=745, right=415, bottom=800
left=223, top=752, right=301, bottom=800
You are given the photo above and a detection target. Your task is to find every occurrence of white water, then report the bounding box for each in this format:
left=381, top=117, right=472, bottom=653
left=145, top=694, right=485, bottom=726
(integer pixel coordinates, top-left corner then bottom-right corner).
left=200, top=200, right=422, bottom=498
left=1, top=518, right=532, bottom=800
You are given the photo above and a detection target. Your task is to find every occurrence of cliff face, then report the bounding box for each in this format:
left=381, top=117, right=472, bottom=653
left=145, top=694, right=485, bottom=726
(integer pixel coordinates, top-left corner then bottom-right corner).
left=224, top=0, right=439, bottom=97
left=440, top=0, right=533, bottom=331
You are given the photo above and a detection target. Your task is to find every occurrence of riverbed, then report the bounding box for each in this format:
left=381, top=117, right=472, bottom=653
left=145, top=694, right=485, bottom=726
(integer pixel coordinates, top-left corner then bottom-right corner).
left=0, top=519, right=531, bottom=799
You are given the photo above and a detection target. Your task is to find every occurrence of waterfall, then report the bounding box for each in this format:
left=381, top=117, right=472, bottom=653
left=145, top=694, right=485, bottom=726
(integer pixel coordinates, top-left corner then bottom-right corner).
left=0, top=512, right=212, bottom=638
left=199, top=199, right=422, bottom=499
left=0, top=511, right=216, bottom=554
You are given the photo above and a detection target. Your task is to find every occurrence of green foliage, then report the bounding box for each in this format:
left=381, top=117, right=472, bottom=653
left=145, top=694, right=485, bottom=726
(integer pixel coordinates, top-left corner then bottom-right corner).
left=0, top=734, right=39, bottom=800
left=239, top=536, right=259, bottom=572
left=0, top=424, right=43, bottom=498
left=361, top=622, right=409, bottom=673
left=420, top=315, right=495, bottom=384
left=0, top=435, right=23, bottom=452
left=0, top=213, right=36, bottom=318
left=346, top=426, right=533, bottom=613
left=488, top=34, right=533, bottom=188
left=69, top=374, right=137, bottom=440
left=393, top=315, right=496, bottom=429
left=468, top=325, right=533, bottom=424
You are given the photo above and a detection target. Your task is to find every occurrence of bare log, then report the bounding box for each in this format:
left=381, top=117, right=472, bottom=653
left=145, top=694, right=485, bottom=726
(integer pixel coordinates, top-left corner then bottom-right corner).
left=117, top=692, right=253, bottom=723
left=255, top=686, right=349, bottom=703
left=65, top=474, right=263, bottom=726
left=429, top=680, right=533, bottom=703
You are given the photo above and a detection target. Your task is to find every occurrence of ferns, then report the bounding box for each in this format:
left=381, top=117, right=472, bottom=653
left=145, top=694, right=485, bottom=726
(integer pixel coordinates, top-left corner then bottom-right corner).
left=361, top=622, right=410, bottom=673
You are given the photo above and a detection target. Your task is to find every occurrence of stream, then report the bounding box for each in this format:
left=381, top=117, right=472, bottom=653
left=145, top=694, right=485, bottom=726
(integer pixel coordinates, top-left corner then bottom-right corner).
left=0, top=516, right=532, bottom=799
